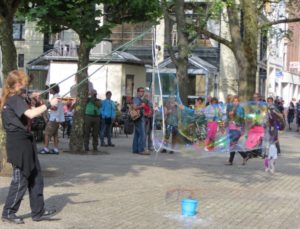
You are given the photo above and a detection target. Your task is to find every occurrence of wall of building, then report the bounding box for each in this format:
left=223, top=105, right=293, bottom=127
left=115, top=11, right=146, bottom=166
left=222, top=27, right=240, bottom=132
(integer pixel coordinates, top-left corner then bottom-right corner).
left=122, top=64, right=146, bottom=97
left=15, top=21, right=44, bottom=70
left=47, top=62, right=145, bottom=104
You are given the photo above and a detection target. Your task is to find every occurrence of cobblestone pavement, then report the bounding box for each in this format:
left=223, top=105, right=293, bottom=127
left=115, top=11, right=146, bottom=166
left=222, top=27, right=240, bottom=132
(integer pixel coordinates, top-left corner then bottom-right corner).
left=0, top=127, right=300, bottom=229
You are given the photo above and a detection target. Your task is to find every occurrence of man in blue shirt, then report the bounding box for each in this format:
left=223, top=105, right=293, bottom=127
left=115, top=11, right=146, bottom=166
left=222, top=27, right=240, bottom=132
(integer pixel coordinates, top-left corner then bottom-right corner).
left=100, top=91, right=116, bottom=147
left=132, top=87, right=149, bottom=155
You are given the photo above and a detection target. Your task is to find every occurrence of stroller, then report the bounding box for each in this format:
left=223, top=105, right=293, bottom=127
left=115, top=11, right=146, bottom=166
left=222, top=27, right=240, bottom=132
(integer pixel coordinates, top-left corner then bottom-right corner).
left=239, top=125, right=266, bottom=161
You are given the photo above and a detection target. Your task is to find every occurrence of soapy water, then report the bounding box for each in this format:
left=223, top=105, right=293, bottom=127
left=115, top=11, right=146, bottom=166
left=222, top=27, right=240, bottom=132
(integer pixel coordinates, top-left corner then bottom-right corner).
left=151, top=73, right=284, bottom=156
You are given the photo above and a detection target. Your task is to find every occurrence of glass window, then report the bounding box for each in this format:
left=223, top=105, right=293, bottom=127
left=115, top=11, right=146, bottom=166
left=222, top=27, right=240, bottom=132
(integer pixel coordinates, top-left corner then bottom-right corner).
left=18, top=54, right=24, bottom=68
left=13, top=22, right=25, bottom=40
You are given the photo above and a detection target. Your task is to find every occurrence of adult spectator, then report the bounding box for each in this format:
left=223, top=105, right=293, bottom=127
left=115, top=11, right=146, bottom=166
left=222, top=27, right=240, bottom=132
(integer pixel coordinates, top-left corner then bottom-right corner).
left=84, top=89, right=101, bottom=152
left=143, top=90, right=154, bottom=152
left=40, top=84, right=65, bottom=154
left=225, top=96, right=247, bottom=165
left=100, top=91, right=116, bottom=147
left=132, top=87, right=149, bottom=155
left=287, top=101, right=295, bottom=130
left=267, top=97, right=282, bottom=155
left=296, top=100, right=300, bottom=132
left=162, top=96, right=179, bottom=154
left=205, top=95, right=212, bottom=106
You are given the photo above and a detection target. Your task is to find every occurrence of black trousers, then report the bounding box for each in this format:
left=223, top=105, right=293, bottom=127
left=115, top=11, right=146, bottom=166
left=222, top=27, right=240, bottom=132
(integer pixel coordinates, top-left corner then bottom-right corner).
left=229, top=151, right=247, bottom=163
left=2, top=166, right=44, bottom=219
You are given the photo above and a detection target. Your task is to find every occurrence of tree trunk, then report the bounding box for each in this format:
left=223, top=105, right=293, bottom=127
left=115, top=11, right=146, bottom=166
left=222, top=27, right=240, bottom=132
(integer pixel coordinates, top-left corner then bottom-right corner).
left=0, top=13, right=17, bottom=76
left=0, top=9, right=18, bottom=176
left=175, top=0, right=190, bottom=105
left=237, top=0, right=258, bottom=101
left=69, top=40, right=90, bottom=153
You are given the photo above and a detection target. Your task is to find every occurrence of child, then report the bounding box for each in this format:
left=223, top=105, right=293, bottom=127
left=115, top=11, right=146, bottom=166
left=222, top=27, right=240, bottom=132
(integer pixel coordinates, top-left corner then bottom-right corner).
left=264, top=140, right=278, bottom=173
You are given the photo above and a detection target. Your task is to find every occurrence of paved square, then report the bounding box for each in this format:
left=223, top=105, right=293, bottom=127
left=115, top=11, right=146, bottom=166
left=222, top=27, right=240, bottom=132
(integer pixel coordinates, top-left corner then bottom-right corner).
left=0, top=129, right=299, bottom=229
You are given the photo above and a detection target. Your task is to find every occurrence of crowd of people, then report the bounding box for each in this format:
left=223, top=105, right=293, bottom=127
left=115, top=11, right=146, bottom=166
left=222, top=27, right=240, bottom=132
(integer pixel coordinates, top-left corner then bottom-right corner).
left=156, top=92, right=287, bottom=174
left=0, top=69, right=297, bottom=224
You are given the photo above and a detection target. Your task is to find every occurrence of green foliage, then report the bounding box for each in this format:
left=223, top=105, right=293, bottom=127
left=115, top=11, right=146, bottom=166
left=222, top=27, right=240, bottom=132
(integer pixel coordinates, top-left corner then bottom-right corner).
left=20, top=0, right=161, bottom=48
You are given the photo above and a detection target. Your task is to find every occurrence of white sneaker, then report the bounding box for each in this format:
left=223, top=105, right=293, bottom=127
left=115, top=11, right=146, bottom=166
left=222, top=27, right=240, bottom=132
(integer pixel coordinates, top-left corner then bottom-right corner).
left=270, top=168, right=275, bottom=174
left=204, top=147, right=209, bottom=152
left=39, top=148, right=49, bottom=154
left=265, top=168, right=269, bottom=172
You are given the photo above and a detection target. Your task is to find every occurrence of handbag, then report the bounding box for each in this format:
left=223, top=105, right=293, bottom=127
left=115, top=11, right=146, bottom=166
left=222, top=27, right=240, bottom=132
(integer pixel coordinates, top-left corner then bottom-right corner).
left=129, top=107, right=141, bottom=121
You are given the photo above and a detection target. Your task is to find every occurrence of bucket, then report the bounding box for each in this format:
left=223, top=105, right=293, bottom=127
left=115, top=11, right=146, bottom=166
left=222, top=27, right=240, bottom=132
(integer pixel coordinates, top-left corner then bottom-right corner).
left=181, top=198, right=198, bottom=216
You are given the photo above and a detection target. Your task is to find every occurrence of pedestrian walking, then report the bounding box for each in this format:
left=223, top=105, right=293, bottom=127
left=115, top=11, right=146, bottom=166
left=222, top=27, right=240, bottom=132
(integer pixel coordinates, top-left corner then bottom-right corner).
left=287, top=101, right=295, bottom=130
left=225, top=96, right=247, bottom=165
left=1, top=70, right=57, bottom=224
left=204, top=97, right=222, bottom=151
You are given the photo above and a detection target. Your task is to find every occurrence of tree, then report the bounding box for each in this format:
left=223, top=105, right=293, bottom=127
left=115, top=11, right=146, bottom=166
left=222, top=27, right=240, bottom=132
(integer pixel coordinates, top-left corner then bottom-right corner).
left=163, top=0, right=190, bottom=104
left=0, top=0, right=22, bottom=175
left=164, top=0, right=300, bottom=100
left=22, top=0, right=161, bottom=152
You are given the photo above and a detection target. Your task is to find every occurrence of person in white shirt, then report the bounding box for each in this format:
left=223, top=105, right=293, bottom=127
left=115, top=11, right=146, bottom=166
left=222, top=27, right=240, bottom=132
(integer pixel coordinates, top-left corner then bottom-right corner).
left=40, top=84, right=65, bottom=154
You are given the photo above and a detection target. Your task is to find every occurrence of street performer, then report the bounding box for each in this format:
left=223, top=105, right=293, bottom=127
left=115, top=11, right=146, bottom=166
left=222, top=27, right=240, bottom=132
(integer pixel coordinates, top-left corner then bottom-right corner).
left=1, top=70, right=58, bottom=224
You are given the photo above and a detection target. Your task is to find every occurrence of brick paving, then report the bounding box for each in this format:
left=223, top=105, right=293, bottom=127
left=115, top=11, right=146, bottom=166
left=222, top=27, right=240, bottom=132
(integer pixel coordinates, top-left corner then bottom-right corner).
left=0, top=126, right=300, bottom=229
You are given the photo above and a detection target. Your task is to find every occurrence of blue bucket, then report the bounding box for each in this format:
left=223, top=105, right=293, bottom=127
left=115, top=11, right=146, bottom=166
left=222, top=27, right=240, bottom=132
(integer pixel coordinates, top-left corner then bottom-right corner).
left=181, top=198, right=198, bottom=216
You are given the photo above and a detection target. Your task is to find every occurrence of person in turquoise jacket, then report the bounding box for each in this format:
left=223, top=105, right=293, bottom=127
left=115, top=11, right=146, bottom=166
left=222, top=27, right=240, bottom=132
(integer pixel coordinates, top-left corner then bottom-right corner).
left=100, top=91, right=116, bottom=147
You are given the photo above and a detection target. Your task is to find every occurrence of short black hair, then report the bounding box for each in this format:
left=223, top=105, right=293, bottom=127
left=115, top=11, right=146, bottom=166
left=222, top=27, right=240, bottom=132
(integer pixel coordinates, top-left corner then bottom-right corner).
left=137, top=87, right=144, bottom=92
left=106, top=91, right=112, bottom=96
left=197, top=97, right=204, bottom=103
left=50, top=83, right=60, bottom=94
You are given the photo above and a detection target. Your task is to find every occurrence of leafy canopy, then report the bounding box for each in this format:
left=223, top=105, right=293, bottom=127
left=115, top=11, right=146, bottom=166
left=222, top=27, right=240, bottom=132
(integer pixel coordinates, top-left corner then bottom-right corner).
left=21, top=0, right=161, bottom=47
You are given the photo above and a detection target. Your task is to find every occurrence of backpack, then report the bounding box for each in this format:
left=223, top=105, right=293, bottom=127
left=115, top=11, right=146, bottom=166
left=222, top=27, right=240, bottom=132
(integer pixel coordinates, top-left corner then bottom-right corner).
left=269, top=109, right=285, bottom=131
left=85, top=99, right=99, bottom=116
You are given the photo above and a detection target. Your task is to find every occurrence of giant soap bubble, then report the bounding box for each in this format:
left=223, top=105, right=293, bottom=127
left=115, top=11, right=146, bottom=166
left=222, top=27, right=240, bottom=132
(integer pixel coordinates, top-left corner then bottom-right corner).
left=151, top=72, right=280, bottom=157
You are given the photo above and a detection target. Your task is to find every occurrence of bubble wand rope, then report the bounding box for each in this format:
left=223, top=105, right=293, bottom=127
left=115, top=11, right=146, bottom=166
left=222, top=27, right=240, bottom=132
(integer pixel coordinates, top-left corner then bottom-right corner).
left=151, top=27, right=165, bottom=162
left=38, top=27, right=153, bottom=97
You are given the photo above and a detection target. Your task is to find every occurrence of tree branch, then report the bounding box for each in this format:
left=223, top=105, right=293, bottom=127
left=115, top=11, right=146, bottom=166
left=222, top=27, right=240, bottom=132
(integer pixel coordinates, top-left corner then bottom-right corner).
left=163, top=1, right=178, bottom=67
left=195, top=27, right=233, bottom=51
left=260, top=18, right=300, bottom=28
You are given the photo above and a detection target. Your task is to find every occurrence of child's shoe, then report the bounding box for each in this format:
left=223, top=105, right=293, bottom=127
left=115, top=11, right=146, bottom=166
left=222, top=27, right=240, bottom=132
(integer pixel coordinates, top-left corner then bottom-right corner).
left=265, top=168, right=269, bottom=172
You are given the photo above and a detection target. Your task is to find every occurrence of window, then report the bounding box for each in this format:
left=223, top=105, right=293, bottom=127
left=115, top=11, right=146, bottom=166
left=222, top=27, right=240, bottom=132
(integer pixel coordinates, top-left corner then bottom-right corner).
left=18, top=54, right=24, bottom=68
left=13, top=22, right=25, bottom=40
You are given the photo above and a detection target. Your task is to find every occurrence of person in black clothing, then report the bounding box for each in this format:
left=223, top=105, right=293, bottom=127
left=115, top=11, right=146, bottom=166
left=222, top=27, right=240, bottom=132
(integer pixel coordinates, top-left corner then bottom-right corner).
left=1, top=70, right=59, bottom=224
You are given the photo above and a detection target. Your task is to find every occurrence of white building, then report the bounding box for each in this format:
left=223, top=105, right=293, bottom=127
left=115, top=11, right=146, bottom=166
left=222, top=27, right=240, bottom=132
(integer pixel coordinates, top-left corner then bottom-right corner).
left=266, top=1, right=300, bottom=104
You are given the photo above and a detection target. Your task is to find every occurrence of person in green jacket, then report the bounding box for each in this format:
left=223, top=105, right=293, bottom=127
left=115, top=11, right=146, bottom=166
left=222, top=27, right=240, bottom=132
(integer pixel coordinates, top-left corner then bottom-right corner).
left=84, top=89, right=101, bottom=151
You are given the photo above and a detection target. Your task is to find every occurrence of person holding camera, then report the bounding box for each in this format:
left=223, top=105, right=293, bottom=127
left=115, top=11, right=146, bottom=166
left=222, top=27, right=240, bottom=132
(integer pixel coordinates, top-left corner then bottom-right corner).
left=100, top=91, right=115, bottom=147
left=84, top=89, right=101, bottom=152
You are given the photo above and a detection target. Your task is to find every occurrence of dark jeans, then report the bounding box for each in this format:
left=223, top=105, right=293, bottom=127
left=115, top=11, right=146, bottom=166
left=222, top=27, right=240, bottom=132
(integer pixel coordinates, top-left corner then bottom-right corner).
left=144, top=117, right=153, bottom=150
left=100, top=118, right=112, bottom=145
left=84, top=115, right=100, bottom=150
left=2, top=166, right=44, bottom=219
left=165, top=125, right=178, bottom=148
left=132, top=118, right=145, bottom=153
left=228, top=129, right=245, bottom=163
